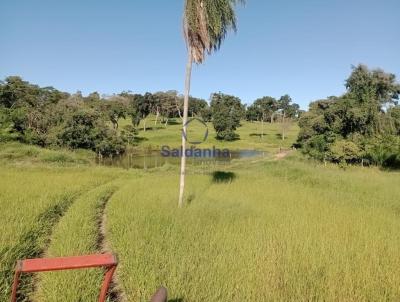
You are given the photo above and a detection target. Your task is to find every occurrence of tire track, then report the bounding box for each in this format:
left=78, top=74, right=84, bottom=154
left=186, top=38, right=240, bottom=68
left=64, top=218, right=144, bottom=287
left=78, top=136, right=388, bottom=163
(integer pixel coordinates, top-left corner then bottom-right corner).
left=1, top=178, right=117, bottom=302
left=98, top=182, right=128, bottom=302
left=0, top=192, right=80, bottom=302
left=30, top=180, right=126, bottom=302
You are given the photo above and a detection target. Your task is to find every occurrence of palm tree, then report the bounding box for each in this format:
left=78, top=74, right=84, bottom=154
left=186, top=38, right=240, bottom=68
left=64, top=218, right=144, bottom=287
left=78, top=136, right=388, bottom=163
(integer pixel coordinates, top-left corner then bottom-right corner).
left=178, top=0, right=245, bottom=207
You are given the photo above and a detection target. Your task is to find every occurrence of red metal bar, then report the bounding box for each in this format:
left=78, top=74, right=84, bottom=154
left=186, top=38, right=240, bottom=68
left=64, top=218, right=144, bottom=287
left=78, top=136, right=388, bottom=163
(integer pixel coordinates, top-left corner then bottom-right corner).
left=98, top=264, right=117, bottom=302
left=10, top=254, right=117, bottom=302
left=19, top=254, right=117, bottom=273
left=10, top=261, right=22, bottom=302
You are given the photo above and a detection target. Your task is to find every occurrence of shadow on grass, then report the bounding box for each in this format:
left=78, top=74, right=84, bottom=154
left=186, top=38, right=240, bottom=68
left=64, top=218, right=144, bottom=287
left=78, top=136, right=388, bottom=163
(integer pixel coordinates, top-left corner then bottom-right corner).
left=212, top=171, right=236, bottom=183
left=214, top=135, right=240, bottom=142
left=164, top=119, right=181, bottom=125
left=249, top=133, right=263, bottom=137
left=135, top=136, right=149, bottom=143
left=186, top=193, right=195, bottom=205
left=168, top=299, right=184, bottom=302
left=141, top=127, right=157, bottom=131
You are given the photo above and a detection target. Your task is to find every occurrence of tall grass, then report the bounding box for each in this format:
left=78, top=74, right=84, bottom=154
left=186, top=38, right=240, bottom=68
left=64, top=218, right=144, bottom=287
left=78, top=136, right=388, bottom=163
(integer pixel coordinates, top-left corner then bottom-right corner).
left=34, top=180, right=127, bottom=302
left=2, top=125, right=400, bottom=301
left=0, top=165, right=119, bottom=300
left=0, top=142, right=94, bottom=165
left=106, top=157, right=400, bottom=301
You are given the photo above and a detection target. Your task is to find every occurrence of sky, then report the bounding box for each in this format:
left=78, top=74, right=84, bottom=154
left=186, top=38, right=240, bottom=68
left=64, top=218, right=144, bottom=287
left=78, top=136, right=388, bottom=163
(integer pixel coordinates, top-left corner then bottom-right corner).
left=1, top=0, right=399, bottom=110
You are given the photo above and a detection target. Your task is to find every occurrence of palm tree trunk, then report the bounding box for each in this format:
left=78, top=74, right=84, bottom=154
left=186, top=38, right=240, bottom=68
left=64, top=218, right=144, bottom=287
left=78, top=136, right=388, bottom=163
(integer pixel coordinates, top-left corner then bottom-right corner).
left=178, top=49, right=193, bottom=207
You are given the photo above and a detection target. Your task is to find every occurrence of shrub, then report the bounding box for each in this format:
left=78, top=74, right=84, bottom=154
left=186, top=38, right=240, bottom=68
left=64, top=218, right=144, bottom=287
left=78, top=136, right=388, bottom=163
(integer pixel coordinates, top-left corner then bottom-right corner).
left=328, top=140, right=362, bottom=164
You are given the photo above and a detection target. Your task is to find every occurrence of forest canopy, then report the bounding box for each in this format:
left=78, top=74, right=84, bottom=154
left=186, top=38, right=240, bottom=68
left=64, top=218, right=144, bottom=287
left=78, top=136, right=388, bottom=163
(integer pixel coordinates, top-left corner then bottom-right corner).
left=0, top=77, right=212, bottom=156
left=0, top=76, right=300, bottom=156
left=297, top=65, right=400, bottom=168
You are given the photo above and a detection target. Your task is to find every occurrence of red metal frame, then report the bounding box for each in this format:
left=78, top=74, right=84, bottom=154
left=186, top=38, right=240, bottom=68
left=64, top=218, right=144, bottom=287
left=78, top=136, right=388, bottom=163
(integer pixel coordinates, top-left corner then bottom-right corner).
left=10, top=253, right=117, bottom=302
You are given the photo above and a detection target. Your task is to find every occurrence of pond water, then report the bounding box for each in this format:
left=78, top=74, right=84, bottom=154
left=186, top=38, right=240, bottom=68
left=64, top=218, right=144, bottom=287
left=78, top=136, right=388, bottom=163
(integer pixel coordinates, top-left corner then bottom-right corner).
left=97, top=149, right=267, bottom=169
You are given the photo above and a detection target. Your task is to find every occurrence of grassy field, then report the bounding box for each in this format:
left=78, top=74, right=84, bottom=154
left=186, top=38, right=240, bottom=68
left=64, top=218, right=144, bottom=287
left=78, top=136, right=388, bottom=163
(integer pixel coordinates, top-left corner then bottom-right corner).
left=1, top=122, right=400, bottom=301
left=0, top=145, right=123, bottom=300
left=34, top=180, right=128, bottom=302
left=106, top=158, right=400, bottom=301
left=120, top=116, right=299, bottom=152
left=0, top=142, right=94, bottom=165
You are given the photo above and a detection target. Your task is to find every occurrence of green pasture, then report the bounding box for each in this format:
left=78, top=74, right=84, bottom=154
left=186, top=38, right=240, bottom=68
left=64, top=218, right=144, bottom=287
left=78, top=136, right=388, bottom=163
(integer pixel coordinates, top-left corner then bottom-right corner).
left=1, top=122, right=400, bottom=301
left=120, top=116, right=299, bottom=152
left=0, top=160, right=121, bottom=301
left=106, top=158, right=400, bottom=301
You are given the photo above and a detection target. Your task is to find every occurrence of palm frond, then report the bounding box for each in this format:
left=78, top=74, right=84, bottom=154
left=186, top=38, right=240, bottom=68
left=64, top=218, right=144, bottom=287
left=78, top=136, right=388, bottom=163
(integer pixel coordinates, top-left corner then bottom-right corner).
left=184, top=0, right=244, bottom=63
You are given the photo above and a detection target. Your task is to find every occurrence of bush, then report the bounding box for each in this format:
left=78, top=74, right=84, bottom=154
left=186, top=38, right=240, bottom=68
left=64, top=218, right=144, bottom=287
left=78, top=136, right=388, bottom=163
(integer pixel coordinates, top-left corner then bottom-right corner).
left=120, top=125, right=138, bottom=145
left=329, top=140, right=362, bottom=164
left=216, top=129, right=239, bottom=141
left=57, top=109, right=100, bottom=150
left=365, top=135, right=400, bottom=168
left=383, top=153, right=400, bottom=169
left=95, top=131, right=126, bottom=157
left=10, top=107, right=28, bottom=133
left=302, top=135, right=329, bottom=161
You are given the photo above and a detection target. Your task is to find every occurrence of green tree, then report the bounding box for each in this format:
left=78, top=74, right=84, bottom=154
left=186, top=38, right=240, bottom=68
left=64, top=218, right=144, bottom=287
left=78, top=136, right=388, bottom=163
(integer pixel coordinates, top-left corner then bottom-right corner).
left=179, top=0, right=245, bottom=207
left=0, top=76, right=40, bottom=108
left=57, top=107, right=126, bottom=156
left=123, top=93, right=152, bottom=131
left=277, top=94, right=300, bottom=118
left=0, top=76, right=67, bottom=109
left=58, top=108, right=102, bottom=150
left=120, top=124, right=138, bottom=146
left=153, top=91, right=181, bottom=126
left=189, top=97, right=208, bottom=117
left=253, top=96, right=277, bottom=138
left=245, top=104, right=259, bottom=122
left=388, top=106, right=400, bottom=135
left=200, top=106, right=212, bottom=122
left=211, top=92, right=243, bottom=140
left=85, top=91, right=101, bottom=103
left=328, top=140, right=362, bottom=165
left=104, top=100, right=127, bottom=129
left=298, top=65, right=400, bottom=167
left=345, top=64, right=400, bottom=135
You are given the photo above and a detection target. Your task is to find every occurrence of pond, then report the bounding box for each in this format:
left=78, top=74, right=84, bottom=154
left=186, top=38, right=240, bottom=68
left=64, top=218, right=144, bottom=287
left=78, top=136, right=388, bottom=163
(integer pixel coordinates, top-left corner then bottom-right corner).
left=97, top=149, right=267, bottom=169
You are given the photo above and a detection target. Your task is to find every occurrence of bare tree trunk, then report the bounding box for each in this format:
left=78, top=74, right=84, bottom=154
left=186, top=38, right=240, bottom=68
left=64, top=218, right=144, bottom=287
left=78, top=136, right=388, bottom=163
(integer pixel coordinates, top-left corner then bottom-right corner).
left=261, top=117, right=264, bottom=140
left=143, top=117, right=146, bottom=132
left=155, top=107, right=159, bottom=125
left=178, top=49, right=193, bottom=207
left=282, top=112, right=285, bottom=140
left=176, top=100, right=183, bottom=121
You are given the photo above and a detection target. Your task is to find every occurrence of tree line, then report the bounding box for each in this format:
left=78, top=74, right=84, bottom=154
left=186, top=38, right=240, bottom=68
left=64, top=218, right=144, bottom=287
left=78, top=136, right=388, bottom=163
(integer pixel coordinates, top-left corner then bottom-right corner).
left=0, top=77, right=208, bottom=156
left=0, top=76, right=300, bottom=156
left=297, top=64, right=400, bottom=168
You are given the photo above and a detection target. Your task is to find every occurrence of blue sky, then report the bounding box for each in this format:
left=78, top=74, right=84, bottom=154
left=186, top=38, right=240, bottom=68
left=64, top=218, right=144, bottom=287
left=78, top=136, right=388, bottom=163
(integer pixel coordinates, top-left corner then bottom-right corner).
left=1, top=0, right=399, bottom=109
